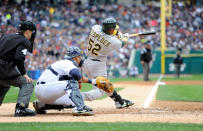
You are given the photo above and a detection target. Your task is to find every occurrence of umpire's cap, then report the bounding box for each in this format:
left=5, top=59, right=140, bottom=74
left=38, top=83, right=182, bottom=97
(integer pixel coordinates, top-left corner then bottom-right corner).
left=102, top=17, right=116, bottom=33
left=18, top=21, right=36, bottom=32
left=64, top=47, right=85, bottom=59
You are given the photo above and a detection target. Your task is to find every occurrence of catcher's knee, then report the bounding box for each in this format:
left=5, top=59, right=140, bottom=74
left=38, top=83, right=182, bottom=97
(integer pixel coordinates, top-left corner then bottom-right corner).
left=68, top=80, right=84, bottom=109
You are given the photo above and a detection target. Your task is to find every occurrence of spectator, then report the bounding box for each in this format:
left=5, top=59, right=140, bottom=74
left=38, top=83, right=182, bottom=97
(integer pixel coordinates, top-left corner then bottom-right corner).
left=129, top=66, right=138, bottom=77
left=0, top=0, right=201, bottom=76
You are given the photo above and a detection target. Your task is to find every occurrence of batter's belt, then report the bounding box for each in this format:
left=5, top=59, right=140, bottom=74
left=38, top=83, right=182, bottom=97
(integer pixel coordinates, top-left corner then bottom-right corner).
left=36, top=81, right=46, bottom=85
left=90, top=59, right=100, bottom=61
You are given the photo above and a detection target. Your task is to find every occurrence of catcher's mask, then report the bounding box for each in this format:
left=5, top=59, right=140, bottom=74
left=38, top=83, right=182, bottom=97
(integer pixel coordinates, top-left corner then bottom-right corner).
left=18, top=21, right=37, bottom=53
left=64, top=47, right=86, bottom=67
left=102, top=17, right=116, bottom=35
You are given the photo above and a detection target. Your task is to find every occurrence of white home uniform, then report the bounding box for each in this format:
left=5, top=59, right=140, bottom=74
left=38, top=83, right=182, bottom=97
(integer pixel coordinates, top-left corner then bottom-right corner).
left=82, top=25, right=123, bottom=101
left=35, top=60, right=78, bottom=106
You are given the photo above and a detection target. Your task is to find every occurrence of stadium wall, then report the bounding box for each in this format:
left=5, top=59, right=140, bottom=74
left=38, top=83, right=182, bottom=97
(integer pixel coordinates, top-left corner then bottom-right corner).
left=132, top=49, right=203, bottom=74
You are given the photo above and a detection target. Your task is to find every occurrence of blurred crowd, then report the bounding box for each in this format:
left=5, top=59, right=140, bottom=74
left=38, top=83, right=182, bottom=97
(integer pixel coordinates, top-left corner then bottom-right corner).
left=0, top=0, right=202, bottom=76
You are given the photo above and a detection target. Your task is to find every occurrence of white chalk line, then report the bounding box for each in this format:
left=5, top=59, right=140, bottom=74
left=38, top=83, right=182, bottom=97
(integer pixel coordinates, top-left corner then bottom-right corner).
left=143, top=74, right=164, bottom=108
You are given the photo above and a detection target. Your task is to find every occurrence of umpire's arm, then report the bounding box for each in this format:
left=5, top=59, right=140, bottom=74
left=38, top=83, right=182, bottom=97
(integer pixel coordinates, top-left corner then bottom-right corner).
left=14, top=44, right=27, bottom=75
left=14, top=44, right=33, bottom=83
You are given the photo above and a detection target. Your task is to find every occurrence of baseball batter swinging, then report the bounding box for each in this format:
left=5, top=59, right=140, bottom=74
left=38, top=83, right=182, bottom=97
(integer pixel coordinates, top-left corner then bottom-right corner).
left=82, top=17, right=134, bottom=108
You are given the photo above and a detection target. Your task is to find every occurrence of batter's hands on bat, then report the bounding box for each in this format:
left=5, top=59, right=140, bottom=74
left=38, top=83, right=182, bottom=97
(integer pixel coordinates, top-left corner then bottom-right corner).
left=116, top=32, right=129, bottom=42
left=112, top=25, right=120, bottom=35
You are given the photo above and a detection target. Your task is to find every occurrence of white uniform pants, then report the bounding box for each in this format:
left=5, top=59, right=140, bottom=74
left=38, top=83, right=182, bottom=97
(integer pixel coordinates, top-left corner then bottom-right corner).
left=35, top=81, right=74, bottom=106
left=82, top=58, right=111, bottom=101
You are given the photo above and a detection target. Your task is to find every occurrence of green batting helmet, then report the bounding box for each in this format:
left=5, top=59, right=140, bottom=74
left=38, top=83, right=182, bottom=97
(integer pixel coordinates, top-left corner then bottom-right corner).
left=102, top=18, right=116, bottom=34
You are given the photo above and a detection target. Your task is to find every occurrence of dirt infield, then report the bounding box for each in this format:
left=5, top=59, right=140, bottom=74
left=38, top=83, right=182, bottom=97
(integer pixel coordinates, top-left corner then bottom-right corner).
left=0, top=80, right=203, bottom=123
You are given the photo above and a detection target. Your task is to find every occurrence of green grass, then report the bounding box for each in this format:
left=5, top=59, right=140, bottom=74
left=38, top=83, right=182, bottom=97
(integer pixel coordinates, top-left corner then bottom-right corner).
left=157, top=85, right=203, bottom=101
left=109, top=77, right=145, bottom=82
left=0, top=122, right=203, bottom=131
left=3, top=74, right=203, bottom=103
left=3, top=87, right=37, bottom=103
left=3, top=80, right=122, bottom=103
left=157, top=74, right=203, bottom=102
left=109, top=76, right=159, bottom=82
left=2, top=77, right=151, bottom=103
left=81, top=83, right=122, bottom=100
left=162, top=74, right=203, bottom=81
left=2, top=76, right=203, bottom=128
left=3, top=76, right=159, bottom=104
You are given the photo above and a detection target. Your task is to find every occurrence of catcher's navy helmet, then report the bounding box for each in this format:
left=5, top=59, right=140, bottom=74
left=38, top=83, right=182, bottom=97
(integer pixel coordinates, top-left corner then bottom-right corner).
left=102, top=17, right=116, bottom=33
left=65, top=47, right=85, bottom=59
left=64, top=47, right=86, bottom=67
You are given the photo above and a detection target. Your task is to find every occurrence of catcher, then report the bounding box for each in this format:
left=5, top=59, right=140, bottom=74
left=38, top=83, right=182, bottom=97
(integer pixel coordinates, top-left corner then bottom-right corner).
left=33, top=47, right=95, bottom=116
left=33, top=47, right=114, bottom=115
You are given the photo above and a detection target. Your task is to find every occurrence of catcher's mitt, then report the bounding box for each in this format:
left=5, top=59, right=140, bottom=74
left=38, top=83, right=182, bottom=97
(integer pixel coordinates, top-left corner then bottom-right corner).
left=96, top=76, right=114, bottom=93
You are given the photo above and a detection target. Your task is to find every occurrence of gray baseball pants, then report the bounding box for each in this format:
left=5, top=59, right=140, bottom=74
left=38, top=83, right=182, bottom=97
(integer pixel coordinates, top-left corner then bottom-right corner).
left=0, top=75, right=34, bottom=107
left=143, top=62, right=150, bottom=81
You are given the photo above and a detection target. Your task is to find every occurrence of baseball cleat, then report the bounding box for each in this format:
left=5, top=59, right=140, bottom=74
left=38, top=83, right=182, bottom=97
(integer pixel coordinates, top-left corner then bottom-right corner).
left=33, top=100, right=47, bottom=114
left=72, top=107, right=94, bottom=116
left=14, top=103, right=36, bottom=117
left=115, top=99, right=134, bottom=109
left=83, top=105, right=93, bottom=111
left=123, top=99, right=134, bottom=107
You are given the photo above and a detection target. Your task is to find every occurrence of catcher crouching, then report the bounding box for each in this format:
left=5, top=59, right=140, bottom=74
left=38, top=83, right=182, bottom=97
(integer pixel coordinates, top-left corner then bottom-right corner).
left=33, top=47, right=94, bottom=116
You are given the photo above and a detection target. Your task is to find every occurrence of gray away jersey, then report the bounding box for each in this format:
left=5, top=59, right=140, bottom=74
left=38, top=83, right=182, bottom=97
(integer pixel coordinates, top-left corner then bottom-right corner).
left=87, top=25, right=122, bottom=61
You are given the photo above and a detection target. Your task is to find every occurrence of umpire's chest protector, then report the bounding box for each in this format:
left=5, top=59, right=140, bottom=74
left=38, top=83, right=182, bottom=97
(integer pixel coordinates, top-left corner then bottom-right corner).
left=0, top=33, right=32, bottom=79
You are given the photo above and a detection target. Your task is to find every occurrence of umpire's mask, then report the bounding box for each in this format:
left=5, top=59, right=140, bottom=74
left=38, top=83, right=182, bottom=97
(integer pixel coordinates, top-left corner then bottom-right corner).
left=18, top=21, right=37, bottom=53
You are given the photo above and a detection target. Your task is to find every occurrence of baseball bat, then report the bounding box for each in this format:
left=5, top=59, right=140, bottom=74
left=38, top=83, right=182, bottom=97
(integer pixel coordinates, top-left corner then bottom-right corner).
left=128, top=31, right=156, bottom=37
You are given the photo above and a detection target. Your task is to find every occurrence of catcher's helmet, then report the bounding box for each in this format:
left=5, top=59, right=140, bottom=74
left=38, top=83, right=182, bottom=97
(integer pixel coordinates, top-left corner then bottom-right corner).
left=65, top=47, right=85, bottom=59
left=64, top=47, right=86, bottom=67
left=102, top=18, right=116, bottom=33
left=18, top=21, right=36, bottom=32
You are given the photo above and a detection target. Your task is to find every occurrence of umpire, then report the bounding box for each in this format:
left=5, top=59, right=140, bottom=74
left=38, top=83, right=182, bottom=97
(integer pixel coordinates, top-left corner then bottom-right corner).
left=0, top=21, right=37, bottom=117
left=140, top=43, right=152, bottom=81
left=173, top=52, right=183, bottom=78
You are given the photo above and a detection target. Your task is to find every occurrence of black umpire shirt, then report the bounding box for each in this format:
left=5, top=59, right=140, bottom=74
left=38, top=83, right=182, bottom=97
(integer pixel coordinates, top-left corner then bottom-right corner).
left=140, top=47, right=152, bottom=63
left=0, top=33, right=32, bottom=76
left=173, top=55, right=183, bottom=65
